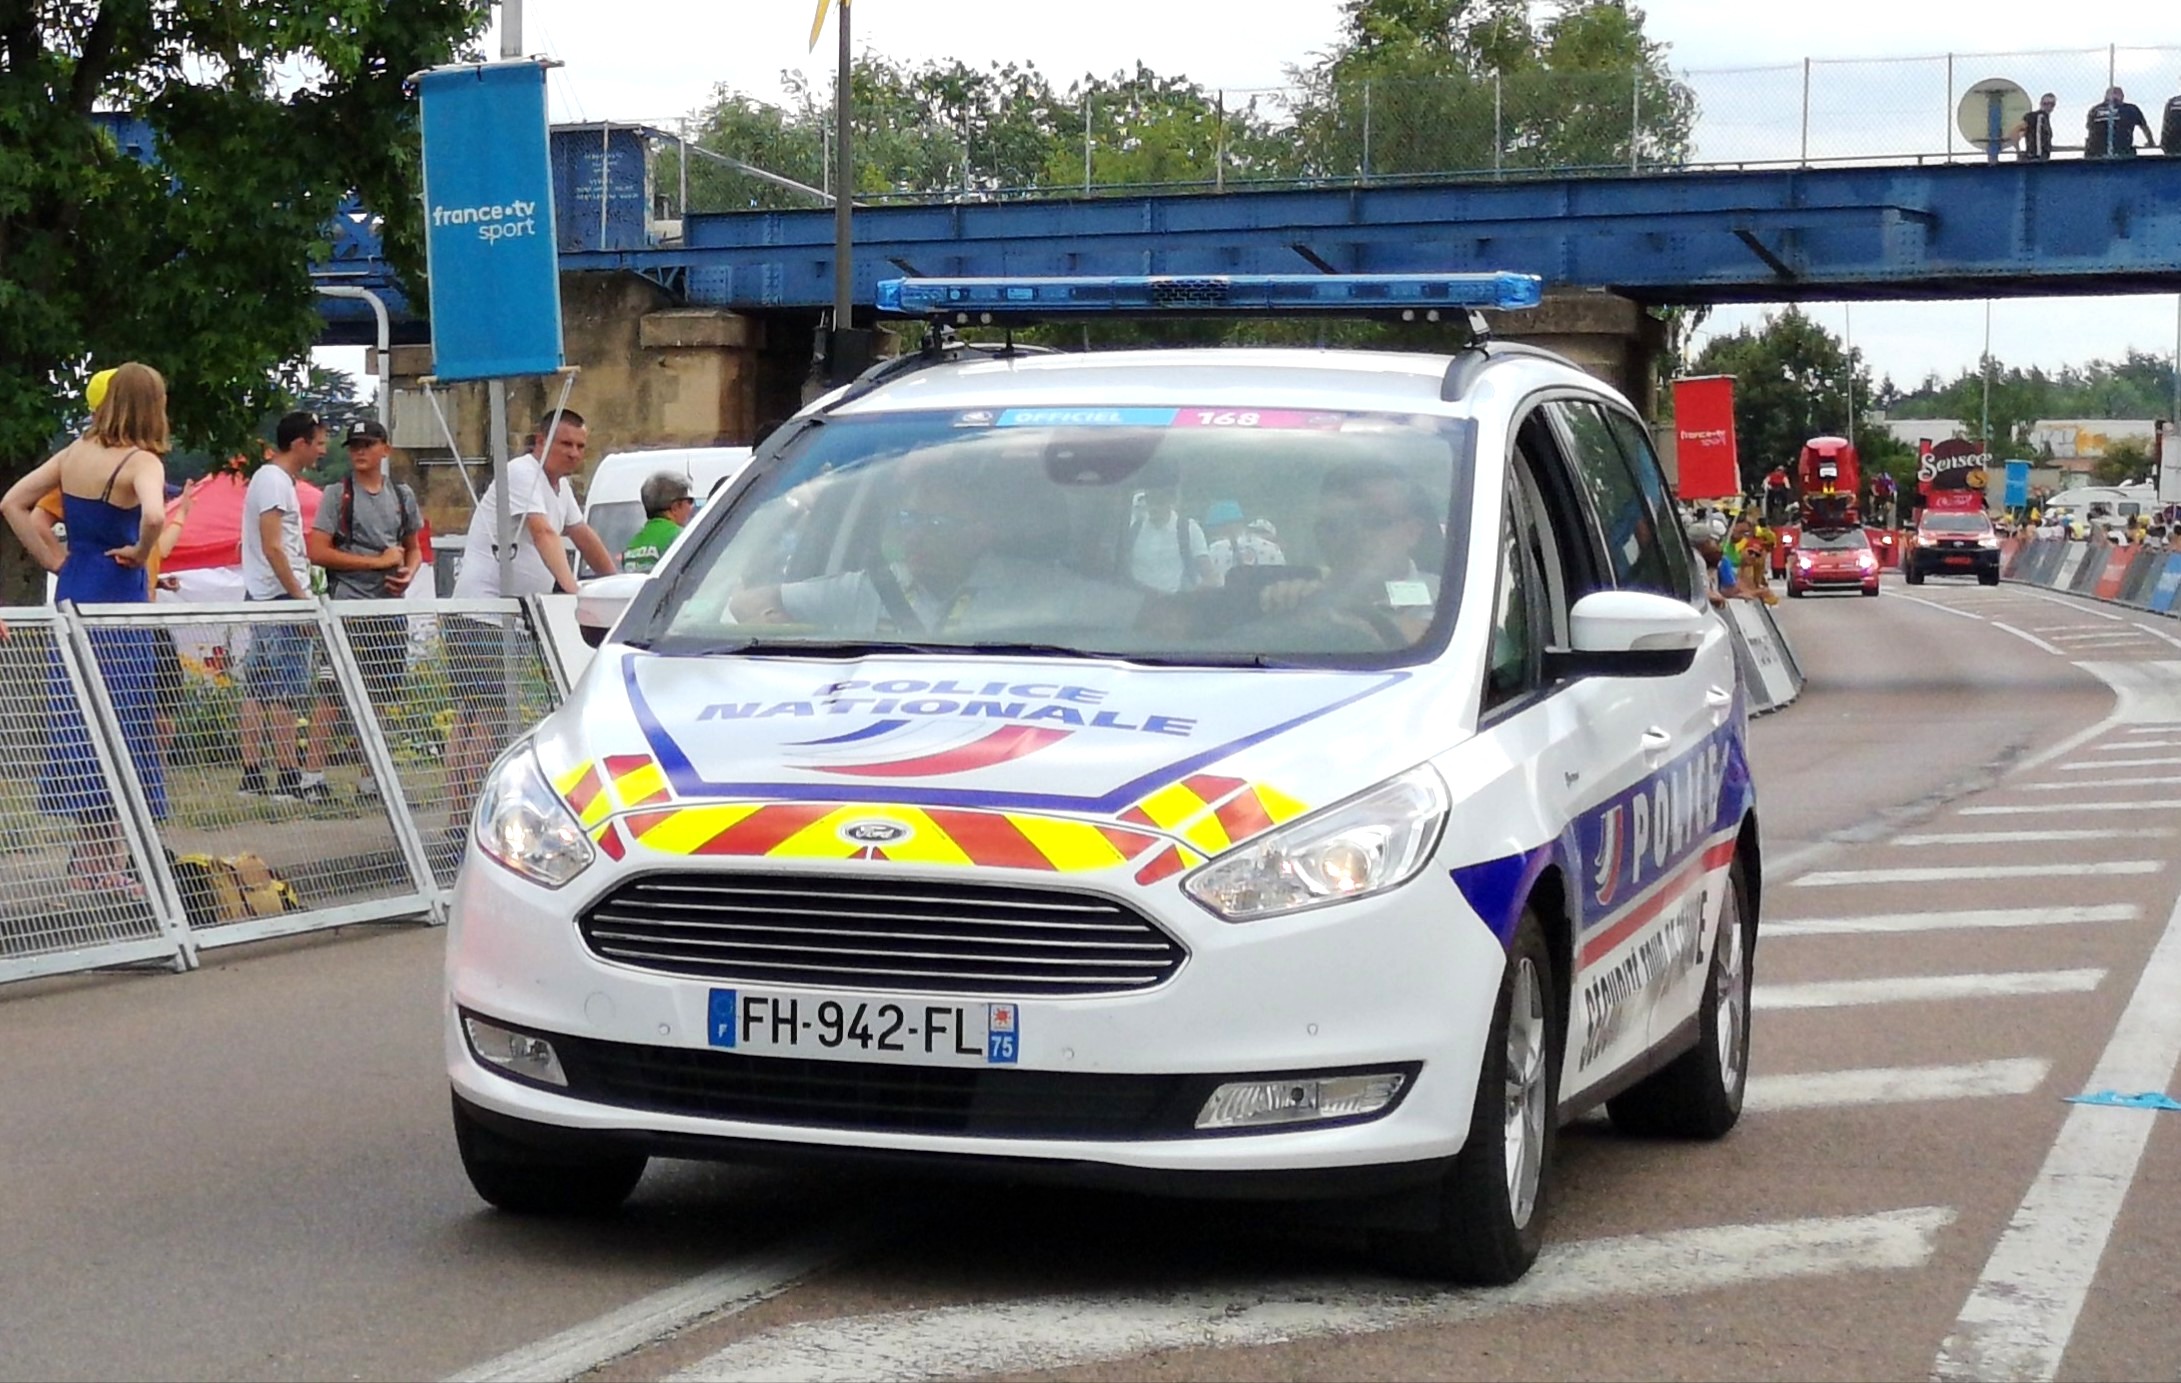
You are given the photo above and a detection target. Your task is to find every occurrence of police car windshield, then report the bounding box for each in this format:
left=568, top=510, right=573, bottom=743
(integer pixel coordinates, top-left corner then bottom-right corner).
left=642, top=408, right=1472, bottom=666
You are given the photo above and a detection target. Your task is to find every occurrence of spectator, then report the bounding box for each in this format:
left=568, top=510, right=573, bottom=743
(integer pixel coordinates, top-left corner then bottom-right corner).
left=1202, top=499, right=1285, bottom=585
left=620, top=471, right=694, bottom=573
left=2008, top=92, right=2057, bottom=161
left=306, top=419, right=423, bottom=802
left=2086, top=86, right=2153, bottom=159
left=0, top=362, right=171, bottom=897
left=238, top=412, right=327, bottom=802
left=1688, top=528, right=1731, bottom=609
left=443, top=409, right=617, bottom=856
left=1125, top=464, right=1211, bottom=593
left=2163, top=83, right=2181, bottom=156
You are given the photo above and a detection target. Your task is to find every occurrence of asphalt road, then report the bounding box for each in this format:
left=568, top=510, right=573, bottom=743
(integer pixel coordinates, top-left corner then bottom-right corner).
left=5, top=571, right=2180, bottom=1383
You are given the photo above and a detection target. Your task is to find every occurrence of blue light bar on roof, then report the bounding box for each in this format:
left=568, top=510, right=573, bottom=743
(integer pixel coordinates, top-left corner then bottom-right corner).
left=874, top=272, right=1543, bottom=319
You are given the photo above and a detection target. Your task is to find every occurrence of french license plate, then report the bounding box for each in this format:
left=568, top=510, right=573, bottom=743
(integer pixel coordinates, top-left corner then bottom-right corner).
left=706, top=988, right=1020, bottom=1065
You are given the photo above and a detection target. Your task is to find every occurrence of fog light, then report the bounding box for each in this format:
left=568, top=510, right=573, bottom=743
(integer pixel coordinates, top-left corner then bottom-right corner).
left=464, top=1016, right=568, bottom=1087
left=1194, top=1072, right=1407, bottom=1130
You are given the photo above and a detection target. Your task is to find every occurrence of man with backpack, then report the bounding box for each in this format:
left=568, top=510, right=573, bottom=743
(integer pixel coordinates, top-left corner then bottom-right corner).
left=305, top=419, right=423, bottom=801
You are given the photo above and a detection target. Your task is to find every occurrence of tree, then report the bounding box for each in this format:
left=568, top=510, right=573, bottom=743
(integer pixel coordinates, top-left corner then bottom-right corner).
left=2094, top=436, right=2151, bottom=487
left=1, top=1, right=489, bottom=596
left=1685, top=306, right=1909, bottom=493
left=1288, top=0, right=1696, bottom=180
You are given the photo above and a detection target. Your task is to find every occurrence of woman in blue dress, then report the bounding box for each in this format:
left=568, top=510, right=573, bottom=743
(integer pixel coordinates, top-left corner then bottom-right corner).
left=2, top=363, right=171, bottom=897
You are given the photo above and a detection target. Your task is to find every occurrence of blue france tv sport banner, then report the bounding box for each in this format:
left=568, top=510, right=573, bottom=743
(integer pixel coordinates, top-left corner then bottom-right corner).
left=417, top=61, right=563, bottom=381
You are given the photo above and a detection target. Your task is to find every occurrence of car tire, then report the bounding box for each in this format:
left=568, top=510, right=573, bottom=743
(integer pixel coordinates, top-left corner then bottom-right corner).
left=1377, top=909, right=1559, bottom=1284
left=1979, top=571, right=1999, bottom=586
left=1863, top=585, right=1880, bottom=597
left=452, top=1095, right=648, bottom=1215
left=1904, top=565, right=1924, bottom=585
left=1606, top=855, right=1754, bottom=1141
left=1787, top=585, right=1803, bottom=598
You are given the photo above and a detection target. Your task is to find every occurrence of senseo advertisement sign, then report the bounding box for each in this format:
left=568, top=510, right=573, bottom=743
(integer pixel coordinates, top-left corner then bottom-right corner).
left=1918, top=438, right=1991, bottom=512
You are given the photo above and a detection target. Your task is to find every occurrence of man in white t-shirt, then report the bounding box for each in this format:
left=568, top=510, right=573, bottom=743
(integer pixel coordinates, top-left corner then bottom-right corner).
left=237, top=411, right=327, bottom=801
left=443, top=409, right=617, bottom=853
left=1126, top=473, right=1211, bottom=594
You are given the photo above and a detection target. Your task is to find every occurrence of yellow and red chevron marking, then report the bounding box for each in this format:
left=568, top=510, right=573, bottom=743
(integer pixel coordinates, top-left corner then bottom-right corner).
left=1120, top=773, right=1309, bottom=859
left=553, top=763, right=613, bottom=830
left=555, top=754, right=671, bottom=825
left=615, top=801, right=1163, bottom=874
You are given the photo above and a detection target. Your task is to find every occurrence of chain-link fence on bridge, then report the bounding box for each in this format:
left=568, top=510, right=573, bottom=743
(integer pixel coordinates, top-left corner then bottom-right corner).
left=667, top=43, right=2181, bottom=212
left=0, top=599, right=570, bottom=987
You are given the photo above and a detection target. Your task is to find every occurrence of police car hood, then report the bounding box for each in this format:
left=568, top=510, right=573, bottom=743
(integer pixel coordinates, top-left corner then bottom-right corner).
left=546, top=650, right=1450, bottom=839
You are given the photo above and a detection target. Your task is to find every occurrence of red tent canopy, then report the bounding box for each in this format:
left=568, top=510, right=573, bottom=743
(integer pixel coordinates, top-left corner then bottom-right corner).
left=161, top=471, right=321, bottom=574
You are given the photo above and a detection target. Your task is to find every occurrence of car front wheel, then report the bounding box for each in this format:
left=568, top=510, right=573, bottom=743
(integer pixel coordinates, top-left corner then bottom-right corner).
left=453, top=1095, right=649, bottom=1215
left=1379, top=909, right=1560, bottom=1284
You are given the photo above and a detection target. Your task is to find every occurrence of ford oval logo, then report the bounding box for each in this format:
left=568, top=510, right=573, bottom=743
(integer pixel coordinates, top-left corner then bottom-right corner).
left=841, top=820, right=912, bottom=845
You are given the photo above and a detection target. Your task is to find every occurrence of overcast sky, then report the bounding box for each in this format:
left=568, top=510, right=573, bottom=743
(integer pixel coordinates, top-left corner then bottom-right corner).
left=342, top=1, right=2181, bottom=405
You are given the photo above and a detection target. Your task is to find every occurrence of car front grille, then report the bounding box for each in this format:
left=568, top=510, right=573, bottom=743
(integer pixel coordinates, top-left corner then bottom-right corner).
left=579, top=874, right=1187, bottom=996
left=548, top=1033, right=1198, bottom=1139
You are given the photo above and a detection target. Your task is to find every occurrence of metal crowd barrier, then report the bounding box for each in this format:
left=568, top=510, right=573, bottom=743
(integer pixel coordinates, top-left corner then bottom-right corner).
left=2003, top=536, right=2181, bottom=615
left=0, top=598, right=567, bottom=987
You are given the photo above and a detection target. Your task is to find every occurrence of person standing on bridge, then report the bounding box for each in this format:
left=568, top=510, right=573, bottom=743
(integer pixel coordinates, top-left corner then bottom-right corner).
left=2086, top=87, right=2153, bottom=159
left=2007, top=92, right=2056, bottom=161
left=2161, top=84, right=2181, bottom=156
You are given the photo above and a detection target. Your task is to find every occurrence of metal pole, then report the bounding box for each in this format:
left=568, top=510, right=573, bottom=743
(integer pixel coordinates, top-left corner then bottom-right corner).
left=1981, top=300, right=1993, bottom=453
left=1631, top=68, right=1641, bottom=173
left=831, top=0, right=853, bottom=339
left=677, top=121, right=688, bottom=218
left=500, top=0, right=521, bottom=57
left=1843, top=303, right=1854, bottom=439
left=1083, top=94, right=1092, bottom=193
left=598, top=120, right=610, bottom=249
left=1800, top=59, right=1811, bottom=165
left=314, top=286, right=390, bottom=427
left=1945, top=54, right=1955, bottom=157
left=1493, top=73, right=1503, bottom=177
left=490, top=380, right=513, bottom=601
left=1361, top=79, right=1372, bottom=179
left=2109, top=44, right=2116, bottom=89
left=1214, top=89, right=1225, bottom=192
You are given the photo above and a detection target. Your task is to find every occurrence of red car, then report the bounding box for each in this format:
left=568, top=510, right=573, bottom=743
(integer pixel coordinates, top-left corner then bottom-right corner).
left=1787, top=526, right=1881, bottom=597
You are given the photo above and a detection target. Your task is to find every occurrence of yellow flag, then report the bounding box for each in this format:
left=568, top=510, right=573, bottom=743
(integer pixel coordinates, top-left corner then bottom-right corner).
left=808, top=0, right=839, bottom=51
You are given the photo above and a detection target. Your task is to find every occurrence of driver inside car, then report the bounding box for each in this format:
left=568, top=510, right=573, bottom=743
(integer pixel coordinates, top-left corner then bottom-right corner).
left=1252, top=460, right=1441, bottom=644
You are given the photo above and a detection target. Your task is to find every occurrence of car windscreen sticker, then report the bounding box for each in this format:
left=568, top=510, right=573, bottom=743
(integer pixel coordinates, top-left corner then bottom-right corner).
left=987, top=407, right=1352, bottom=431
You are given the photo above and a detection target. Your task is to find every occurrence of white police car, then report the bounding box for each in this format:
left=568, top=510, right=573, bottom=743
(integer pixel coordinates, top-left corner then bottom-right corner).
left=447, top=274, right=1759, bottom=1283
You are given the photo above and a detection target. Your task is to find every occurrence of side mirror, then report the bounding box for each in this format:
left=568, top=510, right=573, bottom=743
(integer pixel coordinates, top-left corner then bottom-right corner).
left=1545, top=589, right=1707, bottom=680
left=575, top=573, right=650, bottom=649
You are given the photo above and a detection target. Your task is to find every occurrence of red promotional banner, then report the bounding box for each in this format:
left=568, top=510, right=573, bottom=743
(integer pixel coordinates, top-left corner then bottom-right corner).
left=1672, top=376, right=1739, bottom=499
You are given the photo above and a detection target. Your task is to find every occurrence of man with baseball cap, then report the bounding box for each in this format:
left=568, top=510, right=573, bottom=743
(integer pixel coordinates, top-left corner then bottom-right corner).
left=304, top=418, right=423, bottom=801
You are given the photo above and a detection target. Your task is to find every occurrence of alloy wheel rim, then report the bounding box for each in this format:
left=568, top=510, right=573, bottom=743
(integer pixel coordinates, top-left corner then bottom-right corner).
left=1715, top=887, right=1746, bottom=1096
left=1502, top=956, right=1547, bottom=1229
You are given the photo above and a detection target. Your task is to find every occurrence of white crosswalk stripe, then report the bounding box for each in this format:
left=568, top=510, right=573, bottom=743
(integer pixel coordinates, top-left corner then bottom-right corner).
left=1764, top=905, right=2137, bottom=937
left=1961, top=800, right=2181, bottom=814
left=1888, top=829, right=2170, bottom=846
left=1746, top=1059, right=2049, bottom=1112
left=2091, top=739, right=2181, bottom=749
left=665, top=1210, right=1955, bottom=1383
left=2023, top=776, right=2181, bottom=790
left=1754, top=969, right=2106, bottom=1010
left=2059, top=756, right=2181, bottom=771
left=1791, top=863, right=2159, bottom=886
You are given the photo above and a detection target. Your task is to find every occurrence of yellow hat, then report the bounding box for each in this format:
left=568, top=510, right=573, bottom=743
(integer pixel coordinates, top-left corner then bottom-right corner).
left=86, top=368, right=117, bottom=412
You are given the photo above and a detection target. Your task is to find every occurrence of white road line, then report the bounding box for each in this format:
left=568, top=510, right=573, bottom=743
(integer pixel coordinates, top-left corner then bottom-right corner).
left=1889, top=828, right=2170, bottom=846
left=1961, top=801, right=2181, bottom=814
left=667, top=1209, right=1956, bottom=1383
left=1754, top=969, right=2105, bottom=1010
left=2059, top=755, right=2181, bottom=770
left=2023, top=776, right=2181, bottom=790
left=1764, top=905, right=2137, bottom=938
left=1895, top=593, right=1986, bottom=622
left=1990, top=623, right=2067, bottom=655
left=2015, top=588, right=2127, bottom=621
left=1934, top=888, right=2181, bottom=1382
left=2125, top=622, right=2181, bottom=652
left=1747, top=1059, right=2049, bottom=1112
left=445, top=1225, right=876, bottom=1383
left=1790, top=862, right=2159, bottom=886
left=2043, top=633, right=2153, bottom=644
left=2088, top=738, right=2181, bottom=750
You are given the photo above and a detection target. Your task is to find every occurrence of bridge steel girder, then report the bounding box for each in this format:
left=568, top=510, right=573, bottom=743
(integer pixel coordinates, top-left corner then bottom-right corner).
left=556, top=160, right=2181, bottom=311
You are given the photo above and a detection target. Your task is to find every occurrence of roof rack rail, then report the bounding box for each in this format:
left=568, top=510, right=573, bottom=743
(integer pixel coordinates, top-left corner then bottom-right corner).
left=1439, top=340, right=1586, bottom=401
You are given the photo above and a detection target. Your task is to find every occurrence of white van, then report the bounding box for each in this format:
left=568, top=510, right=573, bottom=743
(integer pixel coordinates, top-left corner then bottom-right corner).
left=579, top=446, right=754, bottom=577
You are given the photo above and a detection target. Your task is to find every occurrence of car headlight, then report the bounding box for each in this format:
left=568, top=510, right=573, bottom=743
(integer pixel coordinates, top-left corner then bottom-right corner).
left=1977, top=535, right=2000, bottom=548
left=1183, top=766, right=1449, bottom=922
left=474, top=745, right=595, bottom=888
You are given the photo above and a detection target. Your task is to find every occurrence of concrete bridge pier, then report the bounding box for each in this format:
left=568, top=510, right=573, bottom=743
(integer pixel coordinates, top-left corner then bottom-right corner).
left=1484, top=290, right=1667, bottom=417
